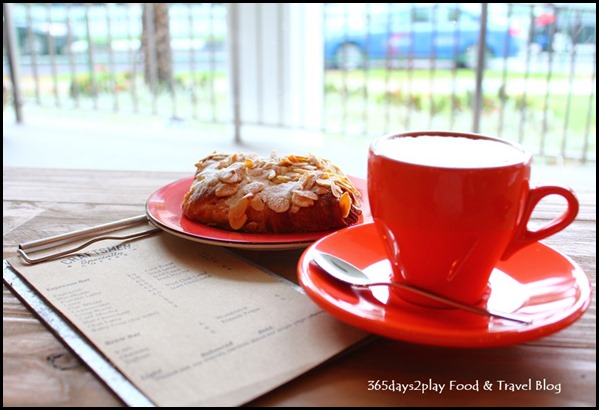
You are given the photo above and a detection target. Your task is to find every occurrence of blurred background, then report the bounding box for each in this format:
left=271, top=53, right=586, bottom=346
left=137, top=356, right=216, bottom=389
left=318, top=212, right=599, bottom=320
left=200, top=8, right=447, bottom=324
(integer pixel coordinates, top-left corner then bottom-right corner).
left=3, top=3, right=596, bottom=174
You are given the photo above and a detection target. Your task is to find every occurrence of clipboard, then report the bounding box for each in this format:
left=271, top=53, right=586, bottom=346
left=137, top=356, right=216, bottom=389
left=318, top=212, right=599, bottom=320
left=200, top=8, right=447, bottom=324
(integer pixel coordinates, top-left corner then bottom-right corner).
left=4, top=215, right=371, bottom=407
left=3, top=259, right=155, bottom=406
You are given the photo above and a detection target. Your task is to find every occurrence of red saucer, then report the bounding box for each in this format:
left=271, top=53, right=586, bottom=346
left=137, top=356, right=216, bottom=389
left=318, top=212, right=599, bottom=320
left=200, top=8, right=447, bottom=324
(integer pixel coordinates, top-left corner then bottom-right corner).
left=298, top=222, right=591, bottom=347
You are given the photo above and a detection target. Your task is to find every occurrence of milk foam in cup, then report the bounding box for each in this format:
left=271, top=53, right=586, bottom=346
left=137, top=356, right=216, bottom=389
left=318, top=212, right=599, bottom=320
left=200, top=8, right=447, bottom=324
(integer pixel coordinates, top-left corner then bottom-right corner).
left=375, top=135, right=526, bottom=168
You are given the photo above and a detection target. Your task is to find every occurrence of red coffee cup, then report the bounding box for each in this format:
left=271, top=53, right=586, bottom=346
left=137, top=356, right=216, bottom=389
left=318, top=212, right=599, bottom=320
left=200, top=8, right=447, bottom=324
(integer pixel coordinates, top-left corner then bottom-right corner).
left=367, top=131, right=579, bottom=306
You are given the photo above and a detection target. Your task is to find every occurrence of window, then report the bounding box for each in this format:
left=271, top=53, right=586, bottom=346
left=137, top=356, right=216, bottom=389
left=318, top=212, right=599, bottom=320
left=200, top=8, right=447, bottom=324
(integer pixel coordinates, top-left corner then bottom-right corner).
left=411, top=7, right=431, bottom=23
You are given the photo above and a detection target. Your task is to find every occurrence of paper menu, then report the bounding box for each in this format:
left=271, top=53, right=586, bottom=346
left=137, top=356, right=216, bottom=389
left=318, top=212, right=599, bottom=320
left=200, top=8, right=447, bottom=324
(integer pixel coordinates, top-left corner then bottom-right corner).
left=8, top=233, right=368, bottom=407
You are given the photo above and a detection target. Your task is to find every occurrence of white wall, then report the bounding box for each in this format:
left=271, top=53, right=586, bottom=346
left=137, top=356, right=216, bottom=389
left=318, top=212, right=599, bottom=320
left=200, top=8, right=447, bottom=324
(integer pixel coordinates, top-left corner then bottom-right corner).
left=228, top=3, right=324, bottom=131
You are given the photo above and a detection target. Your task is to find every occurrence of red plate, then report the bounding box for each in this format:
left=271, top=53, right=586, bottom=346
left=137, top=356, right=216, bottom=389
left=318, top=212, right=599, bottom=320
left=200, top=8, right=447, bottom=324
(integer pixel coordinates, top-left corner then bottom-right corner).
left=146, top=176, right=370, bottom=250
left=298, top=222, right=592, bottom=347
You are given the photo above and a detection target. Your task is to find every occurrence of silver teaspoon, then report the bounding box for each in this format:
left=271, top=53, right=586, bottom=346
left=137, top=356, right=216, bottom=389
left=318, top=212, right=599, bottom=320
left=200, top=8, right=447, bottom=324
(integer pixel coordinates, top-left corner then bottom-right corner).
left=312, top=251, right=532, bottom=325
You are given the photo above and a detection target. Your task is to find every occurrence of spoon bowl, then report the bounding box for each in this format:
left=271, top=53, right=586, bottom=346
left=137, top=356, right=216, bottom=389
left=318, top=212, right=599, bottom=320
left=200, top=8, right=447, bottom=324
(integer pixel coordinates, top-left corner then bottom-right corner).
left=312, top=250, right=532, bottom=325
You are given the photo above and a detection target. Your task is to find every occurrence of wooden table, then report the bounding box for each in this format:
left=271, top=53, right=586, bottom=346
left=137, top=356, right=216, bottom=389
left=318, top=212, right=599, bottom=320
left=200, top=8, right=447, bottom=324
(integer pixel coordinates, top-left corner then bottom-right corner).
left=3, top=167, right=596, bottom=407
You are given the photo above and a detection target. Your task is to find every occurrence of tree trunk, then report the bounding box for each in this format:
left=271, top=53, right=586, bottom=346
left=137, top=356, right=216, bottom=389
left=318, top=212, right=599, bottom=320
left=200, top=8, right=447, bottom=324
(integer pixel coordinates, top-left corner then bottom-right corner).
left=142, top=3, right=173, bottom=88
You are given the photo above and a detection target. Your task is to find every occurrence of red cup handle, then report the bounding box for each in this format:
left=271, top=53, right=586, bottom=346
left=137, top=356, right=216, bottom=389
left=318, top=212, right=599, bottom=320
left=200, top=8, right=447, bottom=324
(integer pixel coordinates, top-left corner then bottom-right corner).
left=501, top=185, right=579, bottom=260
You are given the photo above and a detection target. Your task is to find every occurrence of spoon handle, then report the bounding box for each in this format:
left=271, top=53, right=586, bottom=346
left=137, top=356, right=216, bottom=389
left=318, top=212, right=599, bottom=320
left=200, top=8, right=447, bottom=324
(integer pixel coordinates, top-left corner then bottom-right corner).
left=312, top=251, right=531, bottom=325
left=362, top=281, right=532, bottom=325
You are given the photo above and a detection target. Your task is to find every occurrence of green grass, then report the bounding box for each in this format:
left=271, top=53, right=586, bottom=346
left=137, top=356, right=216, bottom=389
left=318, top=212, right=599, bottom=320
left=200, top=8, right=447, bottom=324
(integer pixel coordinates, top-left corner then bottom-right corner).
left=10, top=65, right=595, bottom=162
left=325, top=67, right=580, bottom=82
left=323, top=66, right=595, bottom=158
left=85, top=34, right=226, bottom=48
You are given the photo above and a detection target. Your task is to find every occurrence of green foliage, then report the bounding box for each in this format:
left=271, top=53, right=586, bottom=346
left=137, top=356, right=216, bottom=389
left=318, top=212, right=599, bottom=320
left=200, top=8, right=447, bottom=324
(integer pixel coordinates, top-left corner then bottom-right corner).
left=69, top=73, right=116, bottom=97
left=321, top=71, right=595, bottom=159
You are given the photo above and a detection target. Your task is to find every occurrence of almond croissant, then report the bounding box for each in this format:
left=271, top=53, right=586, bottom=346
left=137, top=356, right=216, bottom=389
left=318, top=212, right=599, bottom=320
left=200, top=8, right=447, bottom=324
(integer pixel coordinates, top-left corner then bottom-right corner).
left=181, top=152, right=362, bottom=233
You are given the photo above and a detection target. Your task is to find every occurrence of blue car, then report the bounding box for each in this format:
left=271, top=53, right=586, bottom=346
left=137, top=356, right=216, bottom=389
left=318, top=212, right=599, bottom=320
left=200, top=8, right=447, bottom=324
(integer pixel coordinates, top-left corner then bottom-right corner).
left=324, top=4, right=524, bottom=69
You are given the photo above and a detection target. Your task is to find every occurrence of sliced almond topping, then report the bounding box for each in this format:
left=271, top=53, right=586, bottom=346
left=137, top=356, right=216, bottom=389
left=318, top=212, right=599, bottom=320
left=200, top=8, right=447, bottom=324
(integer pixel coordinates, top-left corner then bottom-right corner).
left=303, top=173, right=316, bottom=190
left=229, top=197, right=249, bottom=220
left=330, top=181, right=343, bottom=198
left=248, top=168, right=264, bottom=177
left=292, top=168, right=309, bottom=175
left=218, top=169, right=241, bottom=184
left=279, top=157, right=293, bottom=166
left=215, top=183, right=240, bottom=197
left=298, top=173, right=309, bottom=186
left=339, top=191, right=351, bottom=218
left=229, top=213, right=248, bottom=230
left=250, top=195, right=265, bottom=211
left=266, top=195, right=290, bottom=213
left=241, top=181, right=265, bottom=195
left=295, top=164, right=317, bottom=171
left=312, top=186, right=329, bottom=195
left=291, top=192, right=315, bottom=208
left=316, top=178, right=332, bottom=187
left=293, top=189, right=319, bottom=201
left=336, top=178, right=356, bottom=193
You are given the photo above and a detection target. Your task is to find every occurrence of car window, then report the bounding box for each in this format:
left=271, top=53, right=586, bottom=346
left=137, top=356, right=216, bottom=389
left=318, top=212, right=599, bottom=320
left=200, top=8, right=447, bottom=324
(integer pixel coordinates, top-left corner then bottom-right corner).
left=442, top=6, right=479, bottom=24
left=411, top=7, right=432, bottom=23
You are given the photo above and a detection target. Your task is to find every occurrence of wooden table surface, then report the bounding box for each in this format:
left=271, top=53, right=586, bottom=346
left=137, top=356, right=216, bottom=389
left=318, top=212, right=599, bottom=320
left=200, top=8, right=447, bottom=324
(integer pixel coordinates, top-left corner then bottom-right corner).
left=3, top=166, right=596, bottom=407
